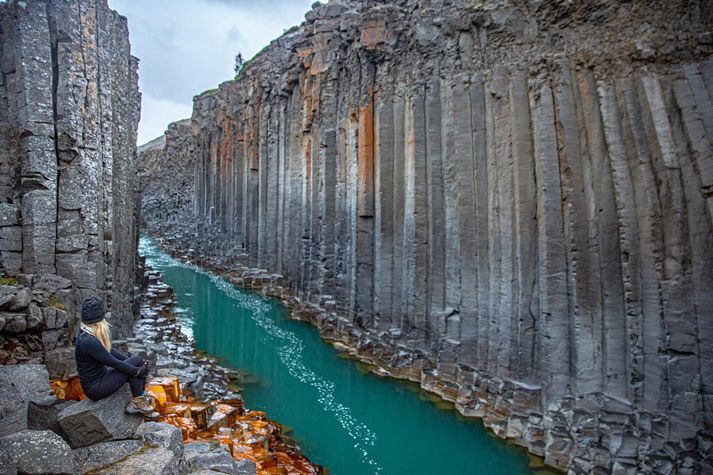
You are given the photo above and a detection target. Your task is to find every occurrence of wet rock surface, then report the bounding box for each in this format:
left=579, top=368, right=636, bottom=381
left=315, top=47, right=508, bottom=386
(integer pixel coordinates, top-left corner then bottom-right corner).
left=140, top=0, right=713, bottom=472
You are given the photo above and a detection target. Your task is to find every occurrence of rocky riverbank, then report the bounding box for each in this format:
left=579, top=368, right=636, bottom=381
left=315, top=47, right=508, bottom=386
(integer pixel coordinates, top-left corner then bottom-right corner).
left=146, top=235, right=560, bottom=474
left=0, top=262, right=322, bottom=474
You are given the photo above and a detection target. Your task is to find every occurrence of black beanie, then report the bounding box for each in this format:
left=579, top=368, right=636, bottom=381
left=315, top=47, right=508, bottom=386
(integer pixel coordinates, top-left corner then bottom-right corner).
left=81, top=296, right=106, bottom=324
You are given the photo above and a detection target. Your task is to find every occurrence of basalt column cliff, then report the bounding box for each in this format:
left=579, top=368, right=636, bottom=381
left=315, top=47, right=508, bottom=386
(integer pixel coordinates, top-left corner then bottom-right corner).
left=141, top=0, right=713, bottom=472
left=0, top=0, right=141, bottom=357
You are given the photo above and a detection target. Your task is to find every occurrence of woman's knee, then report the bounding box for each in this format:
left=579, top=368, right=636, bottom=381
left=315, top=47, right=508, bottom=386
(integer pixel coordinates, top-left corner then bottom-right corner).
left=126, top=355, right=144, bottom=366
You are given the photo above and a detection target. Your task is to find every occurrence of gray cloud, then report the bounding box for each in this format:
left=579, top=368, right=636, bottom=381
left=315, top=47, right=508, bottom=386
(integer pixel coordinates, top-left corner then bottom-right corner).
left=108, top=0, right=314, bottom=144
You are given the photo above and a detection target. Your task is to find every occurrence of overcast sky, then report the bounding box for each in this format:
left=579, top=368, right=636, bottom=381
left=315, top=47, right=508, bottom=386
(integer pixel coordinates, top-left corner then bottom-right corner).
left=108, top=0, right=315, bottom=145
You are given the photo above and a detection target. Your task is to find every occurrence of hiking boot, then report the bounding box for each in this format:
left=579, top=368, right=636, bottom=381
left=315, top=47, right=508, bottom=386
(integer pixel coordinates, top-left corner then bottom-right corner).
left=126, top=395, right=160, bottom=420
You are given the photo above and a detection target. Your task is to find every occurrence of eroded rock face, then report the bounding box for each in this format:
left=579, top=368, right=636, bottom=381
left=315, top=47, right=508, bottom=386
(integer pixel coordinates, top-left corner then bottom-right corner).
left=140, top=0, right=713, bottom=472
left=0, top=0, right=141, bottom=357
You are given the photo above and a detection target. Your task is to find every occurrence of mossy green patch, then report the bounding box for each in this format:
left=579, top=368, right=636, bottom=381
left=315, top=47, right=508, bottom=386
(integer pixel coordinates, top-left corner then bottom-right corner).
left=0, top=276, right=19, bottom=286
left=48, top=294, right=66, bottom=310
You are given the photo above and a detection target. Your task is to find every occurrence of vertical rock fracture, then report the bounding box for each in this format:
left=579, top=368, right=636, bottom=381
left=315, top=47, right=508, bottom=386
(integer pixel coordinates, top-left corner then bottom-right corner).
left=0, top=0, right=141, bottom=355
left=138, top=0, right=713, bottom=473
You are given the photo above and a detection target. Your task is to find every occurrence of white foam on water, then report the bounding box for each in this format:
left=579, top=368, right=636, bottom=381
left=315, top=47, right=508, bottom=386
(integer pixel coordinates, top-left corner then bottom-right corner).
left=139, top=237, right=384, bottom=474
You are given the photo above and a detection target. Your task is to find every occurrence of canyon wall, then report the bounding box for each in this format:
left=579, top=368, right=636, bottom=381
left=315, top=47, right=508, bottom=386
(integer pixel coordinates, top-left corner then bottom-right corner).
left=0, top=0, right=141, bottom=362
left=141, top=0, right=713, bottom=472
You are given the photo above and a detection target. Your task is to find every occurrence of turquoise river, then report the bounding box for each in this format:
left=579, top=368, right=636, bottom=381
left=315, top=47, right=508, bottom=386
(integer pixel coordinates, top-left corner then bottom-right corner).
left=140, top=237, right=536, bottom=475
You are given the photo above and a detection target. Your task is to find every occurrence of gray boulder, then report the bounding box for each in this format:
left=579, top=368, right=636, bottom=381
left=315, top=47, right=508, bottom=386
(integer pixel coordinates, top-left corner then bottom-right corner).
left=44, top=348, right=78, bottom=379
left=135, top=421, right=184, bottom=457
left=94, top=447, right=179, bottom=475
left=0, top=429, right=75, bottom=474
left=34, top=274, right=72, bottom=294
left=58, top=385, right=142, bottom=448
left=0, top=399, right=28, bottom=438
left=0, top=364, right=52, bottom=437
left=182, top=443, right=254, bottom=475
left=0, top=284, right=17, bottom=308
left=1, top=365, right=53, bottom=397
left=28, top=395, right=75, bottom=440
left=8, top=287, right=31, bottom=311
left=234, top=459, right=257, bottom=475
left=72, top=439, right=144, bottom=473
left=2, top=313, right=27, bottom=333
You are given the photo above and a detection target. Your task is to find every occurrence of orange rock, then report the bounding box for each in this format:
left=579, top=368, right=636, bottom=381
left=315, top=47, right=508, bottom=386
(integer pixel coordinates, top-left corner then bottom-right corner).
left=50, top=376, right=86, bottom=401
left=163, top=415, right=198, bottom=440
left=54, top=372, right=323, bottom=474
left=163, top=402, right=191, bottom=418
left=189, top=402, right=215, bottom=429
left=256, top=452, right=278, bottom=469
left=146, top=385, right=168, bottom=412
left=148, top=376, right=182, bottom=402
left=259, top=467, right=288, bottom=475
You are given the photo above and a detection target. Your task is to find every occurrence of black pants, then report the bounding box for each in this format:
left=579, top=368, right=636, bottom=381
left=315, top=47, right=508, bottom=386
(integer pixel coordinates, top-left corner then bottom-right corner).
left=85, top=355, right=146, bottom=400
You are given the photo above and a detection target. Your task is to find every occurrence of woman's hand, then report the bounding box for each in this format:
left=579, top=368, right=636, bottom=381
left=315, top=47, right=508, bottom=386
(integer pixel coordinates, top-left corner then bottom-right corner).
left=136, top=363, right=149, bottom=378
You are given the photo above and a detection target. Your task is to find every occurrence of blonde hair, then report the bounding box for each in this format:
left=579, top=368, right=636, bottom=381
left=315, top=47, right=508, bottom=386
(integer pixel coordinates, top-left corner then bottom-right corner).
left=81, top=320, right=112, bottom=352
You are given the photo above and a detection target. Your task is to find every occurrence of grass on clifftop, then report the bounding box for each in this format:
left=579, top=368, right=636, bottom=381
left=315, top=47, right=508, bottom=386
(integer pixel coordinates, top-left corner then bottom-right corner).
left=234, top=24, right=300, bottom=81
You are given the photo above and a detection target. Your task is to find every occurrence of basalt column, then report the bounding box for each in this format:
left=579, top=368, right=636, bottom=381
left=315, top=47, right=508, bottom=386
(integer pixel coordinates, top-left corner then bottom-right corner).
left=0, top=0, right=141, bottom=355
left=140, top=0, right=713, bottom=472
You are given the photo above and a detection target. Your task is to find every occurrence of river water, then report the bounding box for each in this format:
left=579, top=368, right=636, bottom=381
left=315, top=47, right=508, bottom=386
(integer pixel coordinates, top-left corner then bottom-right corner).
left=140, top=237, right=534, bottom=475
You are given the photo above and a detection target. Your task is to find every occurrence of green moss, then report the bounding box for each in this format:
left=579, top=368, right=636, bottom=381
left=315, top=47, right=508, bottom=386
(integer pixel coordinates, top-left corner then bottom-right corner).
left=0, top=276, right=18, bottom=286
left=48, top=294, right=65, bottom=310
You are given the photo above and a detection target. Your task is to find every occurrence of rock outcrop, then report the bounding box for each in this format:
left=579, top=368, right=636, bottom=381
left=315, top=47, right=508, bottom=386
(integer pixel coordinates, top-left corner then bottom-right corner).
left=0, top=0, right=141, bottom=361
left=58, top=385, right=143, bottom=448
left=141, top=0, right=713, bottom=472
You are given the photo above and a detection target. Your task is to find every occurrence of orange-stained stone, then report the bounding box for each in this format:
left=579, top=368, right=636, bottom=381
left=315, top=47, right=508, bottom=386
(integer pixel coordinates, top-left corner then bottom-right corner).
left=163, top=402, right=191, bottom=418
left=212, top=403, right=239, bottom=427
left=148, top=376, right=182, bottom=402
left=256, top=452, right=278, bottom=469
left=50, top=376, right=85, bottom=401
left=260, top=467, right=288, bottom=475
left=245, top=410, right=268, bottom=420
left=189, top=402, right=215, bottom=429
left=163, top=415, right=198, bottom=440
left=357, top=91, right=375, bottom=217
left=360, top=20, right=386, bottom=48
left=147, top=385, right=168, bottom=412
left=50, top=375, right=323, bottom=474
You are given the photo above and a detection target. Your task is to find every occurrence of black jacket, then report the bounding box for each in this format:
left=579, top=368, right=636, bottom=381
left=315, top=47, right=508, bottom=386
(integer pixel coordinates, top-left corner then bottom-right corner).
left=74, top=330, right=140, bottom=391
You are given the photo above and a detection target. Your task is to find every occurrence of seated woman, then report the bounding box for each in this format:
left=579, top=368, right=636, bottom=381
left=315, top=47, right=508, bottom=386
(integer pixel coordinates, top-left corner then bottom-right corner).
left=75, top=296, right=158, bottom=419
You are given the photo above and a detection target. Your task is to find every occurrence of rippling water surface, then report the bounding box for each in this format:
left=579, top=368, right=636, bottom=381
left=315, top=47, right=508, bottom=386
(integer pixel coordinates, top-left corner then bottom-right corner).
left=140, top=237, right=534, bottom=475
